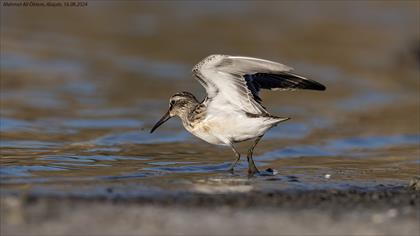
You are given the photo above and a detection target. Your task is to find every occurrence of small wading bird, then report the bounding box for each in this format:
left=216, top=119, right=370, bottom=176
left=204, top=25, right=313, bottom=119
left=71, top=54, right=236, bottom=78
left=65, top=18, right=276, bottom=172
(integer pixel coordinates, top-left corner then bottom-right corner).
left=150, top=55, right=326, bottom=175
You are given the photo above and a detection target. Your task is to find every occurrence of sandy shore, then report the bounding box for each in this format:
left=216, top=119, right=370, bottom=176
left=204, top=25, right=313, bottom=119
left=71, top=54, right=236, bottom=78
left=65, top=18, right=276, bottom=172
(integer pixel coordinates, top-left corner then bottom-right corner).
left=2, top=186, right=419, bottom=236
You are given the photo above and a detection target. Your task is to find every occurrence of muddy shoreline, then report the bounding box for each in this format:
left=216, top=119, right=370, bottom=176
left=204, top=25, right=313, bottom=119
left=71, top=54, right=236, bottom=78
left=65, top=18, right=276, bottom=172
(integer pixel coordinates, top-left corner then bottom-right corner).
left=2, top=185, right=419, bottom=236
left=4, top=185, right=418, bottom=208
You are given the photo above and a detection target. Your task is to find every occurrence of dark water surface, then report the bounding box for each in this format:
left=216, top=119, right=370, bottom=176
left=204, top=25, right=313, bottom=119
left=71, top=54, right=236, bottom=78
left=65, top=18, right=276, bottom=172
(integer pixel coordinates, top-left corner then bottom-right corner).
left=1, top=2, right=419, bottom=196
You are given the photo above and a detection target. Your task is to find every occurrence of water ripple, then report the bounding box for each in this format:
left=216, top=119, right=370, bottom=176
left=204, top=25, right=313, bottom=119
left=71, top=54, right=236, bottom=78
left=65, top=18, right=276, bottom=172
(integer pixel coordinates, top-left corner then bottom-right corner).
left=259, top=134, right=420, bottom=161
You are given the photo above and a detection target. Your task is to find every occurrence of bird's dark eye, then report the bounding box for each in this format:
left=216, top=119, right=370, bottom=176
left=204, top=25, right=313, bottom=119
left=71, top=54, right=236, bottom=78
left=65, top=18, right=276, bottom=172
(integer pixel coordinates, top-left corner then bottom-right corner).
left=170, top=101, right=175, bottom=106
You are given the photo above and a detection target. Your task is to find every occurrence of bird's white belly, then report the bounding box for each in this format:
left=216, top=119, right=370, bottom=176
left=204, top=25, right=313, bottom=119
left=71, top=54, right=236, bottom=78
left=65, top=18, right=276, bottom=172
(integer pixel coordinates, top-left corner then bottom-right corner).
left=185, top=113, right=274, bottom=145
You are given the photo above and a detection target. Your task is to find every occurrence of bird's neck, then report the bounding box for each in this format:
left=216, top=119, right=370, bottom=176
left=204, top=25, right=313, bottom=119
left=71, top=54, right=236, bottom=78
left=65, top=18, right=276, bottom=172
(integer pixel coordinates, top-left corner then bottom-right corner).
left=177, top=100, right=201, bottom=124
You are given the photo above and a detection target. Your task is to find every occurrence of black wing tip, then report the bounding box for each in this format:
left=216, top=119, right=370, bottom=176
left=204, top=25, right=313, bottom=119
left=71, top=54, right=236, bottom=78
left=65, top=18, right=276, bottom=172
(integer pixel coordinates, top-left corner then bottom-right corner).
left=310, top=82, right=326, bottom=91
left=252, top=72, right=326, bottom=91
left=281, top=72, right=326, bottom=91
left=301, top=79, right=326, bottom=91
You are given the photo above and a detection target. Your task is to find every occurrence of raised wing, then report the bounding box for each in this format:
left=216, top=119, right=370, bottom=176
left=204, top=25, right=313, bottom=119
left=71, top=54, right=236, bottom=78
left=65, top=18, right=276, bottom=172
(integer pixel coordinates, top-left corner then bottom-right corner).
left=192, top=54, right=325, bottom=115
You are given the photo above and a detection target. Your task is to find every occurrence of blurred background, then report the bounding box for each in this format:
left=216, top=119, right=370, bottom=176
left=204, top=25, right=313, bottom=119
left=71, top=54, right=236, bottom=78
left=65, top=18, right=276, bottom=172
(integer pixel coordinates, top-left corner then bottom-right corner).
left=0, top=1, right=419, bottom=195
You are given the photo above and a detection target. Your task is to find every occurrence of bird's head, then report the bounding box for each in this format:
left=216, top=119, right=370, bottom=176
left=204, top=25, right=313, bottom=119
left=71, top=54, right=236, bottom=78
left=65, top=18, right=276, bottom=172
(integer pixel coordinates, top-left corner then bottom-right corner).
left=150, top=92, right=198, bottom=133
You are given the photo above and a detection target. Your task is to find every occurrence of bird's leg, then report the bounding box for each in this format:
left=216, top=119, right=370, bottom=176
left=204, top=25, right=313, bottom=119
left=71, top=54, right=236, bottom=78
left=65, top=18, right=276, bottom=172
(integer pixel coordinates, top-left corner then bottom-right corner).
left=247, top=135, right=263, bottom=175
left=228, top=145, right=241, bottom=173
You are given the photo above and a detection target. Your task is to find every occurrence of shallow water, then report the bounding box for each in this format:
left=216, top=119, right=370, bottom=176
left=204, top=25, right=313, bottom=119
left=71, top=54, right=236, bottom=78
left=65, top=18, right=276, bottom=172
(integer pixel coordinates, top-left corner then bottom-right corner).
left=1, top=2, right=419, bottom=196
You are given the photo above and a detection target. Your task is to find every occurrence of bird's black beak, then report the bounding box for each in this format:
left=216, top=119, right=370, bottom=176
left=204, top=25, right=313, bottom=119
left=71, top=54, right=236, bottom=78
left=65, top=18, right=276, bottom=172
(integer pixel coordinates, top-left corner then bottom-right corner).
left=150, top=110, right=171, bottom=133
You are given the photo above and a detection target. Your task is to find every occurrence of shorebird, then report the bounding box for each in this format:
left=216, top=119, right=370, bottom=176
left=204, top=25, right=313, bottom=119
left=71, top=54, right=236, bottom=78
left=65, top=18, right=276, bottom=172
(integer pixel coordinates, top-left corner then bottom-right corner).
left=150, top=55, right=325, bottom=175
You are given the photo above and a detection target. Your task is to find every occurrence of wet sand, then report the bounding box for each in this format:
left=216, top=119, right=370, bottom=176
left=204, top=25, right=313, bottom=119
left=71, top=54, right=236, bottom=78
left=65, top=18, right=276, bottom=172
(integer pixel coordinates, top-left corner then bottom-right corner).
left=2, top=184, right=419, bottom=236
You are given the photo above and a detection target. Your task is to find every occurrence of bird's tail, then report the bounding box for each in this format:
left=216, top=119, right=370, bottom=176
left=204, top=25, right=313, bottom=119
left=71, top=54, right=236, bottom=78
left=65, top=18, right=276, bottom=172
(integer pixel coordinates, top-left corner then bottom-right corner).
left=268, top=115, right=290, bottom=124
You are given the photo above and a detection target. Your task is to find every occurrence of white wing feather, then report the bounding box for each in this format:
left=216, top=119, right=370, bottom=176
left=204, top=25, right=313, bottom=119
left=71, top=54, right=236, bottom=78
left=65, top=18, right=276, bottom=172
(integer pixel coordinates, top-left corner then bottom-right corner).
left=192, top=54, right=293, bottom=115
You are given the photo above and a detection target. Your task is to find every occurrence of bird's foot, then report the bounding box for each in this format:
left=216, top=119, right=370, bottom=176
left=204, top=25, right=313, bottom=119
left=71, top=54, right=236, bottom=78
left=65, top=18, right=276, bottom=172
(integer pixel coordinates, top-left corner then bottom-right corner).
left=247, top=167, right=260, bottom=176
left=247, top=156, right=260, bottom=176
